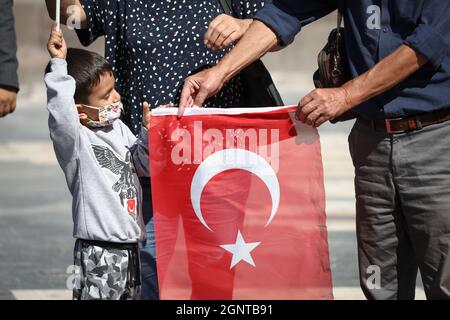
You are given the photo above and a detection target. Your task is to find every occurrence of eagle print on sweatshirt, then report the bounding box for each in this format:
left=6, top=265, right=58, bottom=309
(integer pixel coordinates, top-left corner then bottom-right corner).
left=92, top=145, right=138, bottom=220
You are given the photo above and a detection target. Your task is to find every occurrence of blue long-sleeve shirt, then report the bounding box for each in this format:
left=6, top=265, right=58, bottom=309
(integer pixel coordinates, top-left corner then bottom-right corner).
left=255, top=0, right=450, bottom=120
left=0, top=0, right=19, bottom=91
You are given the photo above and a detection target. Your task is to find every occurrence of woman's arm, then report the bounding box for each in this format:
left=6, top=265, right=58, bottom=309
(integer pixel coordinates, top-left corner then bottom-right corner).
left=204, top=0, right=270, bottom=50
left=204, top=14, right=253, bottom=50
left=179, top=20, right=278, bottom=115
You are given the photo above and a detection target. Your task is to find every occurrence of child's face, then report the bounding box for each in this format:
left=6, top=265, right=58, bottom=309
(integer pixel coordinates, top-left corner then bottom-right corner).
left=77, top=72, right=121, bottom=121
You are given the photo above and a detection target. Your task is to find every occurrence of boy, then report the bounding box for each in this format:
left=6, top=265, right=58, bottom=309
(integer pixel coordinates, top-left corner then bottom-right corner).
left=45, top=25, right=151, bottom=300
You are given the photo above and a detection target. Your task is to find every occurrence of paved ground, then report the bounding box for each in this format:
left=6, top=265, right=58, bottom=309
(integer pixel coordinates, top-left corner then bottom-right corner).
left=0, top=1, right=426, bottom=300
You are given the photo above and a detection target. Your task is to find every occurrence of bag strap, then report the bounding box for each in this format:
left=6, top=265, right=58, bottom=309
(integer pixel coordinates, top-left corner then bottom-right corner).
left=337, top=0, right=344, bottom=29
left=219, top=0, right=235, bottom=17
left=335, top=0, right=344, bottom=59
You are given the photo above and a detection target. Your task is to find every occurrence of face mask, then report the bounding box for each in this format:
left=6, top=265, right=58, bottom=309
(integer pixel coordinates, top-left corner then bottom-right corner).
left=83, top=101, right=123, bottom=128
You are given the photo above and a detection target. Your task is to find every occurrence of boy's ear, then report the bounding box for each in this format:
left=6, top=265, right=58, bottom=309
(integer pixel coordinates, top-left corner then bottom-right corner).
left=76, top=104, right=88, bottom=120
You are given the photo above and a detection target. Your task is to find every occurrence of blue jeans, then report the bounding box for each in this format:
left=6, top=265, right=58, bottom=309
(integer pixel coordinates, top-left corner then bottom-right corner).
left=138, top=178, right=159, bottom=300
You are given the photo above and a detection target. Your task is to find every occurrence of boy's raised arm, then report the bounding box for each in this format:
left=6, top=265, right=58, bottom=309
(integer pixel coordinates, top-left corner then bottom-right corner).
left=45, top=0, right=87, bottom=29
left=45, top=26, right=81, bottom=166
left=45, top=59, right=81, bottom=166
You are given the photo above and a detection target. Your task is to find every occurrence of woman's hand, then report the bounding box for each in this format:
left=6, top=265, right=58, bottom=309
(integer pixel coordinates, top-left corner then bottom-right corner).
left=204, top=14, right=252, bottom=50
left=47, top=24, right=67, bottom=59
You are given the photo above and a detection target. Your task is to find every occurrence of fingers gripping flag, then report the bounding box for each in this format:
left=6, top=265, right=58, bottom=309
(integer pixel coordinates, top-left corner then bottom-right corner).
left=149, top=106, right=333, bottom=300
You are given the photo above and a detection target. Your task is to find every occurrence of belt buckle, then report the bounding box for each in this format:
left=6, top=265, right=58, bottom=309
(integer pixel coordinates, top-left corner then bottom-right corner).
left=385, top=117, right=404, bottom=134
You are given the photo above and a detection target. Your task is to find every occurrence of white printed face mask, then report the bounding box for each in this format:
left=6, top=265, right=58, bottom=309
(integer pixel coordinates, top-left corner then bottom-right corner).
left=83, top=101, right=123, bottom=128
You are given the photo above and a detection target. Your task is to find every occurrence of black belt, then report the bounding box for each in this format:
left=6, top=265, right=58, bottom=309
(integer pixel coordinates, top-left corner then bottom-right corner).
left=81, top=239, right=138, bottom=250
left=357, top=108, right=450, bottom=134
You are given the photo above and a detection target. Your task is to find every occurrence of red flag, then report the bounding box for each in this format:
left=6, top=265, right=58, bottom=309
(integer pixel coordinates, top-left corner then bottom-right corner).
left=149, top=106, right=333, bottom=300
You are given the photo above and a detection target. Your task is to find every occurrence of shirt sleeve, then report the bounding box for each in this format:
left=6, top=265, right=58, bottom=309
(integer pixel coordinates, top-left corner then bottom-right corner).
left=254, top=0, right=336, bottom=46
left=45, top=59, right=81, bottom=166
left=404, top=1, right=450, bottom=70
left=0, top=0, right=19, bottom=91
left=75, top=0, right=108, bottom=46
left=120, top=122, right=150, bottom=178
left=130, top=127, right=150, bottom=178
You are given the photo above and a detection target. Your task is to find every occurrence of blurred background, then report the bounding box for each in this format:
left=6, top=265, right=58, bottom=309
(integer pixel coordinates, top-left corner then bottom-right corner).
left=0, top=0, right=424, bottom=300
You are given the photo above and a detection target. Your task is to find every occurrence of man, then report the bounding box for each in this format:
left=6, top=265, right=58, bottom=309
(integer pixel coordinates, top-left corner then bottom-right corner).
left=179, top=0, right=450, bottom=300
left=0, top=0, right=19, bottom=118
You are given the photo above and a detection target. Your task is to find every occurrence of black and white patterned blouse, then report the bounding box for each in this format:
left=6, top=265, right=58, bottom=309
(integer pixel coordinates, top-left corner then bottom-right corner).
left=77, top=0, right=270, bottom=135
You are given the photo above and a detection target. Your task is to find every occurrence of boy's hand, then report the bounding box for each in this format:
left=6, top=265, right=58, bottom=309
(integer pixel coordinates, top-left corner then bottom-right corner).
left=48, top=24, right=67, bottom=59
left=142, top=102, right=175, bottom=129
left=142, top=102, right=151, bottom=130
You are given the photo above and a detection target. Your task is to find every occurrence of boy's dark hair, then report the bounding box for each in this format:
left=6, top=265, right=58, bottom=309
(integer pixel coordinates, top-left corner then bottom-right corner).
left=64, top=48, right=113, bottom=104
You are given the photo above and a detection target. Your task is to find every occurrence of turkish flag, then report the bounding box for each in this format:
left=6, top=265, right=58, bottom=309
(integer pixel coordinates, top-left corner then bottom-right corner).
left=149, top=106, right=333, bottom=300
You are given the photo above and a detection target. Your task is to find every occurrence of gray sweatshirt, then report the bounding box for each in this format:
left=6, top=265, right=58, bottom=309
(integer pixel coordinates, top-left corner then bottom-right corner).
left=45, top=58, right=147, bottom=243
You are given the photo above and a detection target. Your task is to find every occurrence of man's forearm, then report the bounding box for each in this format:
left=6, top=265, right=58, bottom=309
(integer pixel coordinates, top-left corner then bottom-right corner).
left=343, top=45, right=428, bottom=109
left=216, top=20, right=278, bottom=82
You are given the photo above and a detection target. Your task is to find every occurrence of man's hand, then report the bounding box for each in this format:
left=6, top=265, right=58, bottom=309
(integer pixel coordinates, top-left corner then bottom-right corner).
left=296, top=87, right=353, bottom=127
left=48, top=24, right=67, bottom=59
left=296, top=45, right=428, bottom=128
left=0, top=86, right=17, bottom=118
left=178, top=66, right=227, bottom=117
left=205, top=14, right=252, bottom=50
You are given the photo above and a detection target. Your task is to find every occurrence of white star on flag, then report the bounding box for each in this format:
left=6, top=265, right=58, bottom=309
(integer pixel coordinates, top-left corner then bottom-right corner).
left=220, top=230, right=261, bottom=269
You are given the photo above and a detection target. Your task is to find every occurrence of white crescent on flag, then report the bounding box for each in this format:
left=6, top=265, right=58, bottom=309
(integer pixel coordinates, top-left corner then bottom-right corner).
left=190, top=148, right=280, bottom=232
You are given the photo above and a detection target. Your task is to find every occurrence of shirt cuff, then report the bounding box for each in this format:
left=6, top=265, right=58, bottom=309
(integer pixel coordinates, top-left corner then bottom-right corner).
left=404, top=23, right=448, bottom=70
left=254, top=3, right=302, bottom=47
left=49, top=58, right=68, bottom=74
left=0, top=63, right=19, bottom=92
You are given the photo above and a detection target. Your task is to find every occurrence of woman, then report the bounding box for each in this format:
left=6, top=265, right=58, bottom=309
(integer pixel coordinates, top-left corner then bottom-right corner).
left=46, top=0, right=272, bottom=299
